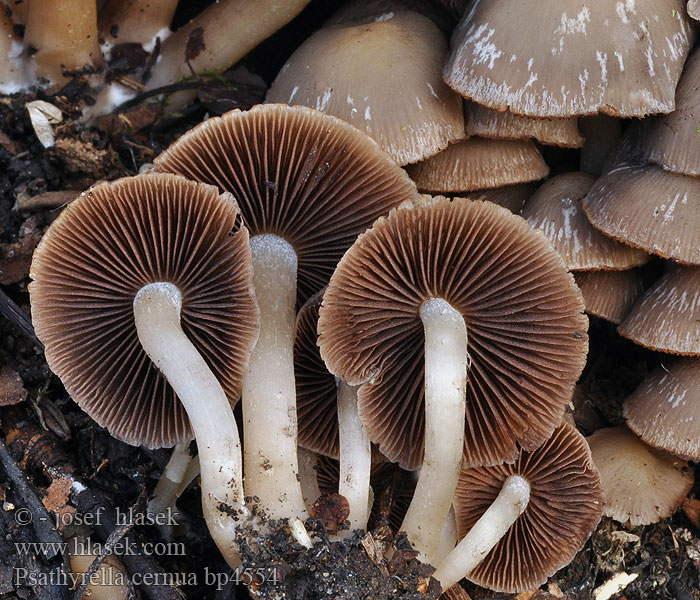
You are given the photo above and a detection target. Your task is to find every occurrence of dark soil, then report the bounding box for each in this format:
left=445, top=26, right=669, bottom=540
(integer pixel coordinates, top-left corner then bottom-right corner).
left=0, top=1, right=699, bottom=599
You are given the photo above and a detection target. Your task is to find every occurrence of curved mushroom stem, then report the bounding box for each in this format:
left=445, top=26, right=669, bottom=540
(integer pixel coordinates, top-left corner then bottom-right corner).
left=243, top=234, right=307, bottom=520
left=147, top=442, right=193, bottom=520
left=134, top=282, right=245, bottom=569
left=400, top=298, right=468, bottom=562
left=433, top=507, right=458, bottom=565
left=99, top=0, right=179, bottom=48
left=432, top=474, right=531, bottom=591
left=297, top=447, right=322, bottom=509
left=337, top=380, right=371, bottom=533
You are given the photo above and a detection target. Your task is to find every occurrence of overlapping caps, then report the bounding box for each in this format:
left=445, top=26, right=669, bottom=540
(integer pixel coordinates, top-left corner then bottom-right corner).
left=29, top=174, right=260, bottom=448
left=318, top=196, right=589, bottom=470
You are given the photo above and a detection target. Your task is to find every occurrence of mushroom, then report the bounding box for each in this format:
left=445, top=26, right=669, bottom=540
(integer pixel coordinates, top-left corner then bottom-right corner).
left=266, top=6, right=465, bottom=165
left=154, top=103, right=418, bottom=519
left=0, top=11, right=25, bottom=93
left=318, top=196, right=588, bottom=560
left=98, top=0, right=180, bottom=48
left=406, top=137, right=548, bottom=193
left=573, top=268, right=651, bottom=325
left=69, top=536, right=131, bottom=600
left=433, top=423, right=603, bottom=593
left=295, top=289, right=371, bottom=531
left=588, top=426, right=694, bottom=526
left=522, top=172, right=648, bottom=270
left=24, top=0, right=102, bottom=88
left=624, top=358, right=700, bottom=462
left=29, top=173, right=260, bottom=568
left=618, top=265, right=700, bottom=355
left=443, top=0, right=693, bottom=117
left=461, top=183, right=534, bottom=214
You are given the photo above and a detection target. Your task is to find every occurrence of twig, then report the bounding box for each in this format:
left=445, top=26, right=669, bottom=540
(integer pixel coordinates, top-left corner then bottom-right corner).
left=0, top=287, right=43, bottom=350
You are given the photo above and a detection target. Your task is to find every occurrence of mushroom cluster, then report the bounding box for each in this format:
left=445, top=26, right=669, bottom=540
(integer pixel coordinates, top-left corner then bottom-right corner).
left=14, top=0, right=700, bottom=598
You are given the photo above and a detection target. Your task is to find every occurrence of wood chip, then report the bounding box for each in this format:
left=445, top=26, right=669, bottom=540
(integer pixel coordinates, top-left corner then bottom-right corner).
left=0, top=366, right=27, bottom=406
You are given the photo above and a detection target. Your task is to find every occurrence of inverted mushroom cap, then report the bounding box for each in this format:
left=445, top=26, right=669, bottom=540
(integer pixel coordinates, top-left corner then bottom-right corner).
left=465, top=103, right=584, bottom=148
left=573, top=268, right=650, bottom=325
left=443, top=0, right=693, bottom=118
left=295, top=288, right=339, bottom=458
left=462, top=183, right=534, bottom=214
left=588, top=426, right=694, bottom=526
left=618, top=265, right=700, bottom=355
left=454, top=423, right=603, bottom=593
left=29, top=173, right=260, bottom=448
left=624, top=358, right=700, bottom=462
left=583, top=163, right=700, bottom=265
left=154, top=104, right=418, bottom=304
left=638, top=48, right=700, bottom=176
left=266, top=10, right=465, bottom=165
left=405, top=137, right=548, bottom=194
left=318, top=196, right=588, bottom=469
left=523, top=172, right=648, bottom=270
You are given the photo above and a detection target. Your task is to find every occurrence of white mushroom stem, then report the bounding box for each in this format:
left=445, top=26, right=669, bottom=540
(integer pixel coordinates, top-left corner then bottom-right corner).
left=297, top=447, right=322, bottom=509
left=433, top=507, right=458, bottom=565
left=400, top=298, right=468, bottom=562
left=147, top=442, right=192, bottom=519
left=432, top=475, right=531, bottom=590
left=99, top=0, right=179, bottom=47
left=243, top=234, right=307, bottom=520
left=133, top=282, right=245, bottom=569
left=0, top=13, right=25, bottom=93
left=337, top=380, right=371, bottom=533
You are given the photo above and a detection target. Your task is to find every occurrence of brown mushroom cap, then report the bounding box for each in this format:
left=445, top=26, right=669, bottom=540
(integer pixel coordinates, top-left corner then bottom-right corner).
left=523, top=172, right=648, bottom=270
left=583, top=163, right=700, bottom=265
left=638, top=47, right=700, bottom=176
left=154, top=104, right=418, bottom=305
left=624, top=358, right=700, bottom=462
left=405, top=137, right=548, bottom=194
left=689, top=0, right=700, bottom=20
left=465, top=103, right=584, bottom=148
left=318, top=196, right=588, bottom=470
left=573, top=268, right=650, bottom=325
left=618, top=265, right=700, bottom=355
left=266, top=10, right=464, bottom=165
left=462, top=183, right=534, bottom=214
left=29, top=173, right=259, bottom=448
left=443, top=0, right=693, bottom=118
left=295, top=288, right=339, bottom=458
left=588, top=426, right=694, bottom=526
left=454, top=423, right=603, bottom=593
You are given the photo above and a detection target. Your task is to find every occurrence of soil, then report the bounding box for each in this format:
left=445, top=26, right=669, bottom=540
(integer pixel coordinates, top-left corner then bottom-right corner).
left=0, top=1, right=699, bottom=599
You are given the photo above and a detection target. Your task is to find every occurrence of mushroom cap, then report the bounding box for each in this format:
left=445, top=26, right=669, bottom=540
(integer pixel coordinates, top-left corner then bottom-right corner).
left=462, top=183, right=534, bottom=214
left=443, top=0, right=693, bottom=118
left=573, top=267, right=650, bottom=325
left=582, top=163, right=700, bottom=265
left=624, top=358, right=700, bottom=462
left=454, top=423, right=603, bottom=593
left=465, top=103, right=584, bottom=148
left=318, top=196, right=588, bottom=470
left=154, top=104, right=418, bottom=305
left=405, top=137, right=548, bottom=194
left=266, top=10, right=465, bottom=165
left=588, top=426, right=694, bottom=526
left=523, top=172, right=648, bottom=270
left=295, top=288, right=339, bottom=458
left=690, top=0, right=700, bottom=20
left=638, top=47, right=700, bottom=176
left=618, top=264, right=700, bottom=355
left=29, top=173, right=260, bottom=449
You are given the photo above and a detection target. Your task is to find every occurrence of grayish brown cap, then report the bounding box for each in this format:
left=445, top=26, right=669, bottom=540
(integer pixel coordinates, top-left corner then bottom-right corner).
left=266, top=10, right=465, bottom=165
left=405, top=137, right=548, bottom=194
left=29, top=173, right=260, bottom=449
left=318, top=197, right=588, bottom=470
left=443, top=0, right=693, bottom=118
left=689, top=0, right=700, bottom=20
left=588, top=426, right=694, bottom=526
left=465, top=103, right=584, bottom=148
left=462, top=183, right=534, bottom=214
left=295, top=288, right=339, bottom=459
left=454, top=423, right=603, bottom=593
left=573, top=267, right=650, bottom=325
left=638, top=47, right=700, bottom=176
left=618, top=265, right=700, bottom=355
left=624, top=358, right=700, bottom=462
left=523, top=172, right=648, bottom=270
left=583, top=163, right=700, bottom=265
left=154, top=104, right=418, bottom=305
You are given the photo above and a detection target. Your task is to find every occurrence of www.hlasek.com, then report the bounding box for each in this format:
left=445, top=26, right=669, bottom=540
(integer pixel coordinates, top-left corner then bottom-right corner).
left=14, top=565, right=279, bottom=589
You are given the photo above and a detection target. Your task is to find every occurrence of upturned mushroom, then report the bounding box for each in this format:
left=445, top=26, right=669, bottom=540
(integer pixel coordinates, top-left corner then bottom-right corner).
left=154, top=103, right=418, bottom=519
left=318, top=196, right=588, bottom=560
left=29, top=173, right=260, bottom=568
